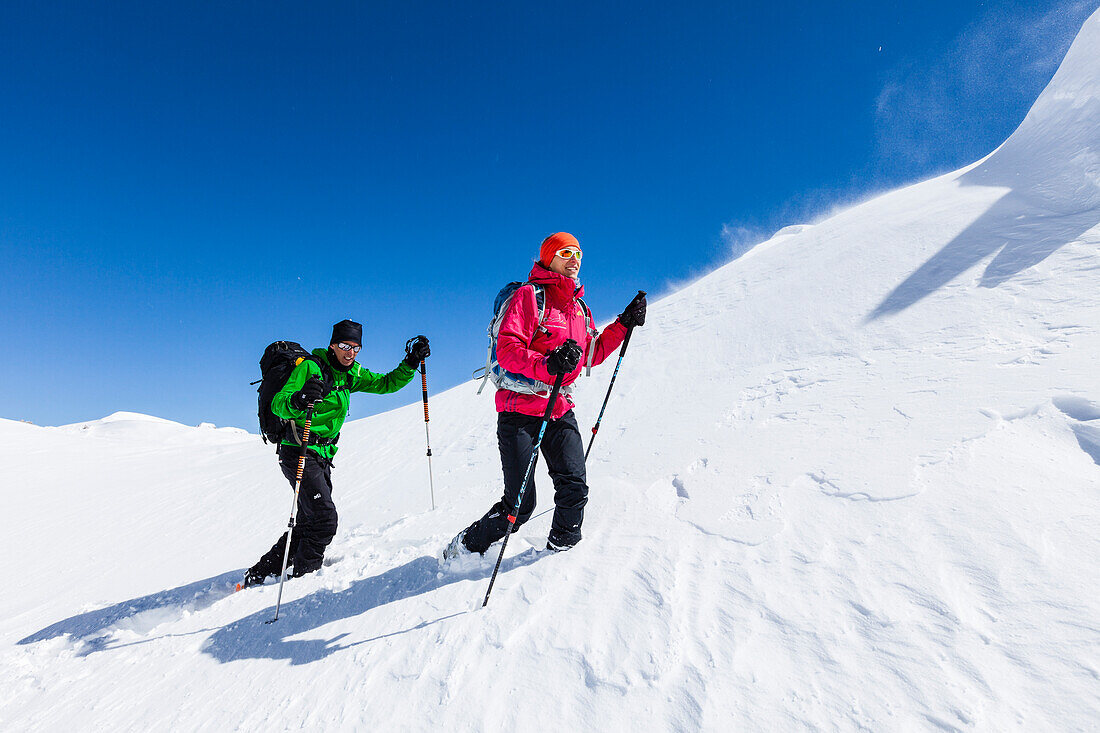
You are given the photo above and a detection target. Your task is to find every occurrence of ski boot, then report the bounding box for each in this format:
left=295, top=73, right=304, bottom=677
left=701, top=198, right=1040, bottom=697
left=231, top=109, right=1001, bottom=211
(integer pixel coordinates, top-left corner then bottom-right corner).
left=442, top=530, right=474, bottom=561
left=236, top=566, right=269, bottom=591
left=545, top=532, right=579, bottom=553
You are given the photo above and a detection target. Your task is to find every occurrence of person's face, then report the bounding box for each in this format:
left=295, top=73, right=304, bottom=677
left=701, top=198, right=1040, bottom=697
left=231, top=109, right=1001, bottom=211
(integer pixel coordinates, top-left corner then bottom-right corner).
left=331, top=341, right=360, bottom=367
left=549, top=247, right=582, bottom=278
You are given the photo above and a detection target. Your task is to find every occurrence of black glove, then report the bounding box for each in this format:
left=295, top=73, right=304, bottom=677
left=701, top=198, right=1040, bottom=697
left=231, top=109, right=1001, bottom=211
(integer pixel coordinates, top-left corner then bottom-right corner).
left=290, top=377, right=326, bottom=411
left=404, top=335, right=430, bottom=367
left=546, top=338, right=583, bottom=376
left=618, top=291, right=647, bottom=329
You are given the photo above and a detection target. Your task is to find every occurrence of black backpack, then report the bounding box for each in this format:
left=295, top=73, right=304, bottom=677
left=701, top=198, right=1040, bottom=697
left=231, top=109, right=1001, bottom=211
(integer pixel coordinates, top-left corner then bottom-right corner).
left=255, top=341, right=333, bottom=445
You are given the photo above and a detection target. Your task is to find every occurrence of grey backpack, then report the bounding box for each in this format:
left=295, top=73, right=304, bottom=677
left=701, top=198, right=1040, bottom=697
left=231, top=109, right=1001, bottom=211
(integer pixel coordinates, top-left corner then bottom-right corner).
left=474, top=282, right=595, bottom=395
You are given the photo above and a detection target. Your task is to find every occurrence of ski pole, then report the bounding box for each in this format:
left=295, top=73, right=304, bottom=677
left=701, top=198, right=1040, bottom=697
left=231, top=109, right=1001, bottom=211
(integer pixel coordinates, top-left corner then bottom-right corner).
left=482, top=371, right=566, bottom=608
left=584, top=290, right=644, bottom=461
left=266, top=402, right=315, bottom=624
left=419, top=358, right=436, bottom=511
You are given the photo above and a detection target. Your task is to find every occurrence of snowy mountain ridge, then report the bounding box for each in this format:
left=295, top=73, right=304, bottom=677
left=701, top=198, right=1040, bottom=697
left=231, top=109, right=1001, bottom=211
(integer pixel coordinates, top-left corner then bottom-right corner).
left=5, top=8, right=1100, bottom=732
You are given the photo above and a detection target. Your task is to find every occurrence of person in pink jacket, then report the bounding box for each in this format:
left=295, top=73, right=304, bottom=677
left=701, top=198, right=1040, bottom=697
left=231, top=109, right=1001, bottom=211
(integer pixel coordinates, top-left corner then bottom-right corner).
left=446, top=232, right=647, bottom=555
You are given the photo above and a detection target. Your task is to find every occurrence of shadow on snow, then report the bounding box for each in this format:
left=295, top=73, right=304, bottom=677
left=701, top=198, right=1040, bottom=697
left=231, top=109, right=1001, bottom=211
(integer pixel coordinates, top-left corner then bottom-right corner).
left=200, top=549, right=544, bottom=666
left=17, top=571, right=243, bottom=649
left=18, top=550, right=545, bottom=664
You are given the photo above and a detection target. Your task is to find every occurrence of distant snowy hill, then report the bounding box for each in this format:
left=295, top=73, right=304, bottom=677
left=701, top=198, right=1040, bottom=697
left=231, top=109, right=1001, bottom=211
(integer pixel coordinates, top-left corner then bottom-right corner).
left=5, top=9, right=1099, bottom=732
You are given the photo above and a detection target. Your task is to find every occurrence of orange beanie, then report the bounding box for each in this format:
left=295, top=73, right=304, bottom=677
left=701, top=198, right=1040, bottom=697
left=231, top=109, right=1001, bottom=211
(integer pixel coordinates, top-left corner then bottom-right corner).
left=539, top=232, right=581, bottom=266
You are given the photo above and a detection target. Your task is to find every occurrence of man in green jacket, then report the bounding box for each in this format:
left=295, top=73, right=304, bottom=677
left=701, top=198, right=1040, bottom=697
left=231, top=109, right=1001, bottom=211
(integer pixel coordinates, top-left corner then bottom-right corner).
left=243, top=319, right=430, bottom=587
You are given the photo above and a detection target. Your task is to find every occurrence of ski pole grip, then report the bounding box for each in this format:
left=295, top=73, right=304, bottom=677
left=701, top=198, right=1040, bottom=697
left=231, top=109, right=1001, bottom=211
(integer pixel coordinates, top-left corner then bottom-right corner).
left=420, top=362, right=430, bottom=422
left=300, top=403, right=315, bottom=445
left=545, top=372, right=566, bottom=418
left=618, top=290, right=645, bottom=355
left=295, top=404, right=316, bottom=482
left=622, top=326, right=634, bottom=350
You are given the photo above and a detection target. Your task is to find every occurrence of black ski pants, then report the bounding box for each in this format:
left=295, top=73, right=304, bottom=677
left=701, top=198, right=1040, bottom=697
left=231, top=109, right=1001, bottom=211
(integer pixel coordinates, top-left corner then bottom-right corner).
left=252, top=447, right=338, bottom=578
left=463, top=410, right=589, bottom=553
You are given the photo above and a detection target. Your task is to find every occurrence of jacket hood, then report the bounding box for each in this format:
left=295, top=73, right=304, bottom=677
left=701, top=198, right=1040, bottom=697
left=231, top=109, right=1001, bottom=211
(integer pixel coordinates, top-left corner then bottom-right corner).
left=528, top=261, right=584, bottom=306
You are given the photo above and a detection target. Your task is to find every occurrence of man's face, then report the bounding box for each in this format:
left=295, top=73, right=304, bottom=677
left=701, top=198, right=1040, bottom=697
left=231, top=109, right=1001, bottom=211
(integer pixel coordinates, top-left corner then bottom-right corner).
left=549, top=247, right=582, bottom=279
left=331, top=341, right=360, bottom=367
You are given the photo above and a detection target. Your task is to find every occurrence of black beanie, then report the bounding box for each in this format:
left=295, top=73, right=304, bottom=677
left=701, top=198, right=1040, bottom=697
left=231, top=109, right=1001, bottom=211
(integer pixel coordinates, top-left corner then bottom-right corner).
left=330, top=319, right=363, bottom=346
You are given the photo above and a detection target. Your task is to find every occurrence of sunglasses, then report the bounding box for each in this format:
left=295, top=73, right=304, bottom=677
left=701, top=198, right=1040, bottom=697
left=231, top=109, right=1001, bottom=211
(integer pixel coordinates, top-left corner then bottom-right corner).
left=335, top=342, right=361, bottom=353
left=555, top=248, right=582, bottom=261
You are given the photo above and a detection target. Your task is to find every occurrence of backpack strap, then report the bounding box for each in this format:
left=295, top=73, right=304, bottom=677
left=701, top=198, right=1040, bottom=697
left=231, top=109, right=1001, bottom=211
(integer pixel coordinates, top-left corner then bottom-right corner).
left=306, top=355, right=338, bottom=394
left=286, top=425, right=341, bottom=447
left=476, top=344, right=493, bottom=396
left=297, top=355, right=343, bottom=442
left=532, top=285, right=550, bottom=337
left=578, top=296, right=597, bottom=376
left=476, top=282, right=547, bottom=396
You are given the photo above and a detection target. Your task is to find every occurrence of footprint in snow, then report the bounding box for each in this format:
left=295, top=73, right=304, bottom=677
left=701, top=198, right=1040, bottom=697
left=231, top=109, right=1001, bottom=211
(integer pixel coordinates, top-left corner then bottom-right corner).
left=667, top=459, right=782, bottom=546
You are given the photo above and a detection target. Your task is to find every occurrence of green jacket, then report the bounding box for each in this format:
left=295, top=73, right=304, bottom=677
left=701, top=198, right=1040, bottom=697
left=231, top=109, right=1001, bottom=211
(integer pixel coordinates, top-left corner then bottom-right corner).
left=272, top=348, right=416, bottom=459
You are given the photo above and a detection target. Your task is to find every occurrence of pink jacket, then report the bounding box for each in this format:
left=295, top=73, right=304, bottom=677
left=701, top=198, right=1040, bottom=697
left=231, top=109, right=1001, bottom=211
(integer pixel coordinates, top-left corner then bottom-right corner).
left=495, top=263, right=629, bottom=419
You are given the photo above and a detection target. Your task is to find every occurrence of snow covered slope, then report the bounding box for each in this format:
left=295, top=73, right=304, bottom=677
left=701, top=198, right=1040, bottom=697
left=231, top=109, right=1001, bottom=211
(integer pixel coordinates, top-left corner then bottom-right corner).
left=6, top=9, right=1100, bottom=732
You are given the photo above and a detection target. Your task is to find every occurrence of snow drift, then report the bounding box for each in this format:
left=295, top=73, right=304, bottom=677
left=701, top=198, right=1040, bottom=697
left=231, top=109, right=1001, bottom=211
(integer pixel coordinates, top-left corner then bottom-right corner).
left=5, top=9, right=1100, bottom=732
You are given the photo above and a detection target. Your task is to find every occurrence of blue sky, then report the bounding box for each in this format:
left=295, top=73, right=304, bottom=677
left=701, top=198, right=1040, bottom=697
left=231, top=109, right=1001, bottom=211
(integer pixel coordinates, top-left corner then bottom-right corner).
left=2, top=1, right=1094, bottom=429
